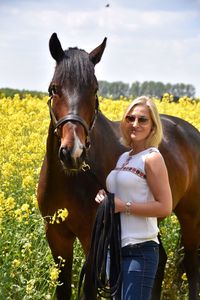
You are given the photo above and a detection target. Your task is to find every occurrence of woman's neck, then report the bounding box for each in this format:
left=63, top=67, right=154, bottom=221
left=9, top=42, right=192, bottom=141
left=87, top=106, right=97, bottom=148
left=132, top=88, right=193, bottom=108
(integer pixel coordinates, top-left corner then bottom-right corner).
left=130, top=143, right=147, bottom=155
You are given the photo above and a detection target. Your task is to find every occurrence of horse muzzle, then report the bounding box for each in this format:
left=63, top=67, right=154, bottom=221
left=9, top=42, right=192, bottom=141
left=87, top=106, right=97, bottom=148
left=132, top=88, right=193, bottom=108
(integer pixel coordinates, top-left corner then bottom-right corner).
left=58, top=145, right=87, bottom=172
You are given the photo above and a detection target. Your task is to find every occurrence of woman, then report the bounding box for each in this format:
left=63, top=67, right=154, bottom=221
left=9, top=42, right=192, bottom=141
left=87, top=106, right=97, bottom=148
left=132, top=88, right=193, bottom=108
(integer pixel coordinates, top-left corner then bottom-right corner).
left=95, top=96, right=172, bottom=300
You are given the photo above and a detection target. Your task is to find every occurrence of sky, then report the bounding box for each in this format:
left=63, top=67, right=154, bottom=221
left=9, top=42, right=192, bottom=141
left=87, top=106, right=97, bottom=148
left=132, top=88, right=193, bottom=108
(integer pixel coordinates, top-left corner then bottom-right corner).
left=0, top=0, right=200, bottom=96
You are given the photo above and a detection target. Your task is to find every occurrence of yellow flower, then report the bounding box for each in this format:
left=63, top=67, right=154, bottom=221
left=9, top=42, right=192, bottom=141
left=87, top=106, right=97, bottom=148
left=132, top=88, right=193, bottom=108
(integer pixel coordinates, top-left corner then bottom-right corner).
left=5, top=197, right=16, bottom=211
left=57, top=208, right=68, bottom=222
left=26, top=279, right=35, bottom=294
left=50, top=208, right=68, bottom=224
left=21, top=203, right=30, bottom=212
left=12, top=259, right=21, bottom=268
left=1, top=162, right=15, bottom=178
left=21, top=242, right=32, bottom=256
left=50, top=266, right=60, bottom=282
left=15, top=208, right=23, bottom=222
left=168, top=251, right=174, bottom=258
left=15, top=203, right=31, bottom=222
left=170, top=214, right=178, bottom=224
left=22, top=175, right=35, bottom=188
left=32, top=194, right=38, bottom=208
left=159, top=227, right=166, bottom=236
left=181, top=273, right=187, bottom=281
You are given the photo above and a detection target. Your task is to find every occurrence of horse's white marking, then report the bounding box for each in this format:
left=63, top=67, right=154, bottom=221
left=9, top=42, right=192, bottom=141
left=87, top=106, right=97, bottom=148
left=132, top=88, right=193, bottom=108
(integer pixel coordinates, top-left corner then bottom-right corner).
left=71, top=130, right=84, bottom=158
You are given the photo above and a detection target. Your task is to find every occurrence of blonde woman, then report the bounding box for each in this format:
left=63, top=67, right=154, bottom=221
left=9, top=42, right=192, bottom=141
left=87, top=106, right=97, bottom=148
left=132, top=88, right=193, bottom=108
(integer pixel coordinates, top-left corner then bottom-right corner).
left=95, top=96, right=172, bottom=300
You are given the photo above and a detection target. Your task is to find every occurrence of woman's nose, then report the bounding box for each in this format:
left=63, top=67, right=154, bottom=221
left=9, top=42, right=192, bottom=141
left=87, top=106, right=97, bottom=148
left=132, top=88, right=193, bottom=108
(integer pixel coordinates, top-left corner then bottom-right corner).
left=132, top=119, right=139, bottom=126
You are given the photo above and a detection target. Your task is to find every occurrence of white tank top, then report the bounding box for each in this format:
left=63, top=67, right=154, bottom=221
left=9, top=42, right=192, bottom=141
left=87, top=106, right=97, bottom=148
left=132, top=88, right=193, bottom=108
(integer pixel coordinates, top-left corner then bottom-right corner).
left=106, top=147, right=159, bottom=247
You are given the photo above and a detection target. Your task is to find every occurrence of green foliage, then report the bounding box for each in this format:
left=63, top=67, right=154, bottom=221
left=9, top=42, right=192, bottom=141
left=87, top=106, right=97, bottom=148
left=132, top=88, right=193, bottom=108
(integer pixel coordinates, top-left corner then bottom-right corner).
left=98, top=80, right=196, bottom=99
left=0, top=88, right=48, bottom=99
left=0, top=203, right=57, bottom=299
left=160, top=215, right=189, bottom=299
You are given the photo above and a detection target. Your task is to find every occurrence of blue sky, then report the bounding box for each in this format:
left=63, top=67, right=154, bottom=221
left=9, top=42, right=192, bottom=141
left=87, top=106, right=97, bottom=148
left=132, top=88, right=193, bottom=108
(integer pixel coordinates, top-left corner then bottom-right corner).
left=0, top=0, right=200, bottom=96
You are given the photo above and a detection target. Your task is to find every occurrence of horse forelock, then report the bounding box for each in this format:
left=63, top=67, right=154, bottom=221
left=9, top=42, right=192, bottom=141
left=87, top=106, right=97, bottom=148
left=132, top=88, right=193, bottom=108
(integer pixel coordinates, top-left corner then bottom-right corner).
left=52, top=47, right=97, bottom=88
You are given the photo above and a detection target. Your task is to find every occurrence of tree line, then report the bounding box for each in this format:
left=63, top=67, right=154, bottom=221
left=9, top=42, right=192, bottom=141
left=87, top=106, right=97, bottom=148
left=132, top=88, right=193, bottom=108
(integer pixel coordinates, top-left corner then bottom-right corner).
left=98, top=81, right=196, bottom=99
left=0, top=88, right=47, bottom=99
left=0, top=81, right=196, bottom=100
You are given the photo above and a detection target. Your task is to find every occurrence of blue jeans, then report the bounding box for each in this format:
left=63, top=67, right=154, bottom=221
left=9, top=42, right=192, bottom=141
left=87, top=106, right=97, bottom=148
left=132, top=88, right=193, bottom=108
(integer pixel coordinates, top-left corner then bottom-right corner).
left=114, top=241, right=159, bottom=300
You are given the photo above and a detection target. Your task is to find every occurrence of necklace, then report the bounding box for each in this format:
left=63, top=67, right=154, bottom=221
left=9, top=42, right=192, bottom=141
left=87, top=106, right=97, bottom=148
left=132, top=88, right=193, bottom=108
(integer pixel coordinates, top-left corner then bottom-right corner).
left=121, top=153, right=133, bottom=168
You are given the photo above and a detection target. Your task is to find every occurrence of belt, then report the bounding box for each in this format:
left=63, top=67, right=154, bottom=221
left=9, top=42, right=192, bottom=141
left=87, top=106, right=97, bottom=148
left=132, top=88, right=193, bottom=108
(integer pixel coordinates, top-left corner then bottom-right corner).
left=121, top=241, right=158, bottom=256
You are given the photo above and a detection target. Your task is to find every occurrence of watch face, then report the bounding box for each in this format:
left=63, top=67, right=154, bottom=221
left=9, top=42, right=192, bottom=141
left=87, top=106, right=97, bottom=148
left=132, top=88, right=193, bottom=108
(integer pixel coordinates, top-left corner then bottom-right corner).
left=125, top=202, right=131, bottom=215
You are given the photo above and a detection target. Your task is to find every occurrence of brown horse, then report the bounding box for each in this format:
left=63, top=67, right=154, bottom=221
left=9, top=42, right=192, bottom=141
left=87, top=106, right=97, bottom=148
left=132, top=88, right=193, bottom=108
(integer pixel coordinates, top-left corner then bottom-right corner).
left=37, top=33, right=200, bottom=300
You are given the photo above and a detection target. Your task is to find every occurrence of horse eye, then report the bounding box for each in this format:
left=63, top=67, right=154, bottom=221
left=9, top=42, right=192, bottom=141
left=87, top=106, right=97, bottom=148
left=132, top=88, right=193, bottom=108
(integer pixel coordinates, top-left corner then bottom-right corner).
left=54, top=128, right=61, bottom=137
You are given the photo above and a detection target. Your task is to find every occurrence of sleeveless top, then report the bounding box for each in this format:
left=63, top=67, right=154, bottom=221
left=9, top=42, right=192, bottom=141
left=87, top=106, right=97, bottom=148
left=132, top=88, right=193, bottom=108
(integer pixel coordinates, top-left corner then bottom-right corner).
left=106, top=147, right=160, bottom=247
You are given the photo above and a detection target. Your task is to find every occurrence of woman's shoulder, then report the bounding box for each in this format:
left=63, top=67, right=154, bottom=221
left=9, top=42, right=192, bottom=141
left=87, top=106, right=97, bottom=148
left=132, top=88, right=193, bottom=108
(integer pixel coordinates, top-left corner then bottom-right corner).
left=145, top=148, right=165, bottom=171
left=142, top=147, right=160, bottom=161
left=148, top=147, right=160, bottom=154
left=145, top=147, right=162, bottom=159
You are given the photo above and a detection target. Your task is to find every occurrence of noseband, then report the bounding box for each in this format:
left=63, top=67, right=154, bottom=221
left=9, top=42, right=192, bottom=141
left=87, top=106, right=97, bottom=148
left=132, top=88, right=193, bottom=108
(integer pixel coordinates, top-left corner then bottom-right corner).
left=47, top=90, right=99, bottom=149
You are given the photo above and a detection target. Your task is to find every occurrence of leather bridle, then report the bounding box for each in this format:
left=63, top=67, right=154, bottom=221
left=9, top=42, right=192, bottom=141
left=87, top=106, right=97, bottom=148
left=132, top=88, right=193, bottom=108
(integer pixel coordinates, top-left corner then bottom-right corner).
left=47, top=87, right=99, bottom=149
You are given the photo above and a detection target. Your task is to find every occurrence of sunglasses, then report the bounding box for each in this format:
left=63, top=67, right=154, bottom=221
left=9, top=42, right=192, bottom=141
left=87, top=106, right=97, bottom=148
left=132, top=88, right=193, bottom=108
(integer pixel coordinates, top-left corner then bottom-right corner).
left=125, top=115, right=149, bottom=124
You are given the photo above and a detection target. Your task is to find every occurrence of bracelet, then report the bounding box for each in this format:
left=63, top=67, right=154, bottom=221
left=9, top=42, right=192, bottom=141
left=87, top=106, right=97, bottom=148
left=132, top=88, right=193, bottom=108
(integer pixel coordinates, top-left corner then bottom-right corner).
left=125, top=201, right=132, bottom=215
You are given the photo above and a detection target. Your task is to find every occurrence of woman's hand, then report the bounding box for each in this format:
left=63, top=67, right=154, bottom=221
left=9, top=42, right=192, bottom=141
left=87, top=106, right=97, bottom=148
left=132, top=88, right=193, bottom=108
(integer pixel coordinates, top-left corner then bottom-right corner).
left=95, top=189, right=107, bottom=203
left=114, top=196, right=125, bottom=213
left=95, top=191, right=125, bottom=214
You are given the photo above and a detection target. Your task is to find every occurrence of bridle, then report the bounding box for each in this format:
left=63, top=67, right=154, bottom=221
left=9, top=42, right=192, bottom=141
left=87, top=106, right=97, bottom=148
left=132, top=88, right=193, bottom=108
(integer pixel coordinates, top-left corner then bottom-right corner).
left=47, top=86, right=99, bottom=149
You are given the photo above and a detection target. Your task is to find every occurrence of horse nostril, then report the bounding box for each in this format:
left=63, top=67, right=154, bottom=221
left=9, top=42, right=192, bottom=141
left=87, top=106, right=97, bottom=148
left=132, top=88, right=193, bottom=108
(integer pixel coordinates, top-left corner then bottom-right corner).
left=59, top=146, right=71, bottom=163
left=58, top=145, right=86, bottom=170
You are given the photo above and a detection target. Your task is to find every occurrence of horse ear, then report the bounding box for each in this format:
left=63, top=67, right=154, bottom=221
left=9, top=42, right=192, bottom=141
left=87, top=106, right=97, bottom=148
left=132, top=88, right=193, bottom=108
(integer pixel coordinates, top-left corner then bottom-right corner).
left=89, top=37, right=107, bottom=65
left=49, top=33, right=65, bottom=62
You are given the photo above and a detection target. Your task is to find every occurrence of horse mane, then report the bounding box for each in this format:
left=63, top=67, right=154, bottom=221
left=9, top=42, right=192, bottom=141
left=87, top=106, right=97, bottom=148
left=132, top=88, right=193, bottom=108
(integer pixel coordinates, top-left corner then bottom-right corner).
left=52, top=47, right=97, bottom=88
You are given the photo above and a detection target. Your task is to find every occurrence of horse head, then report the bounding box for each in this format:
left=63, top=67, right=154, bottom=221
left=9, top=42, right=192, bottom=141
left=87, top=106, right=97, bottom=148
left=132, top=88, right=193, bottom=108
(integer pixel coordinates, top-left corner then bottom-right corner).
left=48, top=33, right=107, bottom=172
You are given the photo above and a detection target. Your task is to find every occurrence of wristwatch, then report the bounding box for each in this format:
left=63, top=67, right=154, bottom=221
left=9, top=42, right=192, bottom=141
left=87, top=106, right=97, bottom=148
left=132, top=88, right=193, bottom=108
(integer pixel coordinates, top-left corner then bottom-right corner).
left=125, top=201, right=132, bottom=215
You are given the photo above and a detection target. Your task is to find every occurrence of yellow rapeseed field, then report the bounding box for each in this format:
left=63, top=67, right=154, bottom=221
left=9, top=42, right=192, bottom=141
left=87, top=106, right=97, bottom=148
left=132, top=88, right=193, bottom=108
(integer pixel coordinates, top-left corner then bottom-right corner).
left=0, top=93, right=199, bottom=299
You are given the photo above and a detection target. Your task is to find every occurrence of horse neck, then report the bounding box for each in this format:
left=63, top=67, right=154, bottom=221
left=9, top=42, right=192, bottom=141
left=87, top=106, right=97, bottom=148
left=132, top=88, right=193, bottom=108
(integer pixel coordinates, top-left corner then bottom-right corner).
left=46, top=123, right=61, bottom=167
left=87, top=114, right=126, bottom=184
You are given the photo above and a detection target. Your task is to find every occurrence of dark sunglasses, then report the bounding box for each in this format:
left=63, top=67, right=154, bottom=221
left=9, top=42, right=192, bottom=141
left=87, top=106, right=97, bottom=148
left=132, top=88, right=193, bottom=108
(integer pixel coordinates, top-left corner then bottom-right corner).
left=125, top=115, right=149, bottom=124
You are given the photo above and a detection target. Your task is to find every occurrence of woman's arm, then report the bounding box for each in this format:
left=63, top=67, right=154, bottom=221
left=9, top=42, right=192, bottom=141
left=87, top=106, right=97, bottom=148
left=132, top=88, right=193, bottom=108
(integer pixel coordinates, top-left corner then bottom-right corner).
left=115, top=152, right=172, bottom=217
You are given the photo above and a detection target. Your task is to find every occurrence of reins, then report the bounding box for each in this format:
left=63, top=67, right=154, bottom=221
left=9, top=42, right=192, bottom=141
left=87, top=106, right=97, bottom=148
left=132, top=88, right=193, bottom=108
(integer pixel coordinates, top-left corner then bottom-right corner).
left=77, top=193, right=122, bottom=299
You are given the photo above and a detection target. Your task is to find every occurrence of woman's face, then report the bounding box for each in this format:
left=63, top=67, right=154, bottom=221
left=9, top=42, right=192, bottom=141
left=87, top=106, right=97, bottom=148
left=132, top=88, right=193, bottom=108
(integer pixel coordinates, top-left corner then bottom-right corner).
left=125, top=104, right=153, bottom=147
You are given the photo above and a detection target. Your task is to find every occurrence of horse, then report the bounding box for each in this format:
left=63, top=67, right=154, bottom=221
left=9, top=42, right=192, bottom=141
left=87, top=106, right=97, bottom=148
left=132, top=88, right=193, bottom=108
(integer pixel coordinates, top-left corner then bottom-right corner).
left=37, top=33, right=200, bottom=300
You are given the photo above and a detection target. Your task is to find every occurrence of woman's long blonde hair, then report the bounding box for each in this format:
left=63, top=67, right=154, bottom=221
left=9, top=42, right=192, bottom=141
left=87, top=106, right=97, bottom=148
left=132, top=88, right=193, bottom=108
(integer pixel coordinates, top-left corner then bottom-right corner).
left=120, top=96, right=163, bottom=148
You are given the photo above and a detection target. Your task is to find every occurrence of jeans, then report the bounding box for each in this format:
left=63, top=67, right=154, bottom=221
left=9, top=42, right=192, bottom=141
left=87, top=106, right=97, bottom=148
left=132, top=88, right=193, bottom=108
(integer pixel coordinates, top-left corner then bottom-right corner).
left=114, top=241, right=159, bottom=300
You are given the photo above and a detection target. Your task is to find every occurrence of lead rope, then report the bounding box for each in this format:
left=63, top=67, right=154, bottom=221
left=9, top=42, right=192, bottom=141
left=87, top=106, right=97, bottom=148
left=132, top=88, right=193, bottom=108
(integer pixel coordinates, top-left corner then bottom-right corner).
left=77, top=193, right=122, bottom=299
